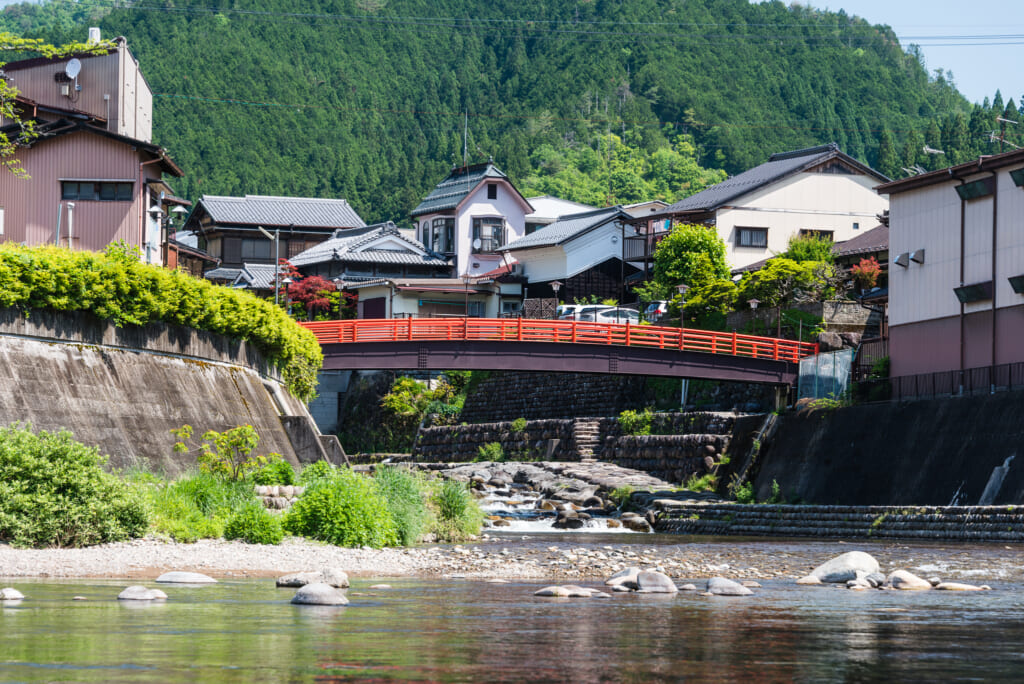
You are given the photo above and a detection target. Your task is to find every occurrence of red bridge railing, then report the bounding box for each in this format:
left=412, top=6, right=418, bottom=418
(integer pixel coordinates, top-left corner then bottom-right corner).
left=301, top=318, right=818, bottom=363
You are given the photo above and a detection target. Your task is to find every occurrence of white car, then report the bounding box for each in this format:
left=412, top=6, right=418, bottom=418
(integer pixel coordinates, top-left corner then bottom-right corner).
left=593, top=307, right=640, bottom=324
left=644, top=300, right=669, bottom=322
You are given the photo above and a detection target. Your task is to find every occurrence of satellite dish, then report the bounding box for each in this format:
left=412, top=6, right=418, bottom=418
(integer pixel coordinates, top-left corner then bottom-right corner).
left=65, top=59, right=82, bottom=79
left=472, top=238, right=482, bottom=250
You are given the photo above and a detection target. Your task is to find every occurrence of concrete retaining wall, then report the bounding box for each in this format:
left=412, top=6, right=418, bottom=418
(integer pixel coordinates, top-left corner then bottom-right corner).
left=0, top=308, right=318, bottom=474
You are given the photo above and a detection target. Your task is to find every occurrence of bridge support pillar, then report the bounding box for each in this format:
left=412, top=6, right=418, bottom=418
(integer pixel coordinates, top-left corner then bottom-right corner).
left=772, top=385, right=789, bottom=413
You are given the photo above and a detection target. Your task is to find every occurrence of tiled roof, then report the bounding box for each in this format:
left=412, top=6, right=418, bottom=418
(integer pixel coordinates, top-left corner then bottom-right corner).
left=411, top=162, right=511, bottom=215
left=197, top=195, right=366, bottom=230
left=203, top=267, right=242, bottom=281
left=501, top=207, right=627, bottom=251
left=289, top=222, right=449, bottom=268
left=834, top=224, right=888, bottom=258
left=653, top=144, right=888, bottom=217
left=234, top=263, right=280, bottom=290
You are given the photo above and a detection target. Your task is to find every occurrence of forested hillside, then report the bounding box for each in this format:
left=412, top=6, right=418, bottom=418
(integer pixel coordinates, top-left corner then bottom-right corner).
left=3, top=0, right=1017, bottom=223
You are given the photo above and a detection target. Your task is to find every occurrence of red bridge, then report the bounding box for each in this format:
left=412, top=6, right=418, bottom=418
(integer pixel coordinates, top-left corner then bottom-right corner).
left=301, top=318, right=817, bottom=386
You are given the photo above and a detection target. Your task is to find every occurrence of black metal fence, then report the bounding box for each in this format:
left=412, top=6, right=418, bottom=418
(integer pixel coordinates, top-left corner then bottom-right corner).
left=854, top=361, right=1024, bottom=403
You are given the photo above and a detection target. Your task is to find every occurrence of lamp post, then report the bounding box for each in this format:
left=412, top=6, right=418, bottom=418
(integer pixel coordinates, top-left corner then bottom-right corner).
left=281, top=276, right=293, bottom=317
left=462, top=272, right=472, bottom=318
left=550, top=280, right=563, bottom=319
left=256, top=225, right=281, bottom=305
left=676, top=283, right=690, bottom=410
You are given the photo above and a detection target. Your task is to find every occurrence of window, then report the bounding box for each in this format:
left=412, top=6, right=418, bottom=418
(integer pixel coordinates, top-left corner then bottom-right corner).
left=472, top=217, right=505, bottom=253
left=431, top=217, right=454, bottom=253
left=287, top=240, right=308, bottom=258
left=798, top=229, right=834, bottom=241
left=853, top=222, right=860, bottom=231
left=241, top=239, right=272, bottom=260
left=205, top=238, right=222, bottom=258
left=735, top=227, right=768, bottom=248
left=525, top=222, right=543, bottom=235
left=487, top=183, right=497, bottom=200
left=61, top=181, right=133, bottom=201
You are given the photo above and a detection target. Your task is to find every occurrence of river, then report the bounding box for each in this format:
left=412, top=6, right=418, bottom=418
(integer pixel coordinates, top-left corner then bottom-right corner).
left=2, top=534, right=1023, bottom=682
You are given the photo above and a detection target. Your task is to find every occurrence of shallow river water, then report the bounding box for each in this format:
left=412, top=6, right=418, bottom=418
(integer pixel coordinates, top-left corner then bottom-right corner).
left=3, top=535, right=1024, bottom=683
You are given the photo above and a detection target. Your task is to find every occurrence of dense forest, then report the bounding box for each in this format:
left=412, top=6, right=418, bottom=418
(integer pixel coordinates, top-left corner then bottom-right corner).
left=2, top=0, right=1020, bottom=223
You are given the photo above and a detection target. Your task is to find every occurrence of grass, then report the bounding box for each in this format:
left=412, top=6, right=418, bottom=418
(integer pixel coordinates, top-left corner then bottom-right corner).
left=374, top=466, right=430, bottom=546
left=430, top=479, right=484, bottom=542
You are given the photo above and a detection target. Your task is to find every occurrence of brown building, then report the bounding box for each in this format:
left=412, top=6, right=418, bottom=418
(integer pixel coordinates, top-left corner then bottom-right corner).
left=0, top=32, right=185, bottom=263
left=877, top=149, right=1024, bottom=381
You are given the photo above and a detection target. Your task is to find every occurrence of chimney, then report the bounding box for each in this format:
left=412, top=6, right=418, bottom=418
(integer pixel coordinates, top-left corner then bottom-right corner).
left=88, top=27, right=101, bottom=43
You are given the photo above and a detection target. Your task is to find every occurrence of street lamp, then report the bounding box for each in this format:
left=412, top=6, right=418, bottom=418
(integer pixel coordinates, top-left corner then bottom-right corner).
left=256, top=225, right=281, bottom=306
left=676, top=283, right=690, bottom=327
left=462, top=272, right=472, bottom=318
left=281, top=276, right=293, bottom=317
left=550, top=280, right=563, bottom=319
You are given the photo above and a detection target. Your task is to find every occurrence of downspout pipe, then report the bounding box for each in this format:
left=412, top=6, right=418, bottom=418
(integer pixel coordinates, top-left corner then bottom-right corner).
left=990, top=170, right=999, bottom=393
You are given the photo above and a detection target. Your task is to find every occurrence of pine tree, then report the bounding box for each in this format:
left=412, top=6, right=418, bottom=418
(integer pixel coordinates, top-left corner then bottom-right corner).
left=875, top=129, right=899, bottom=179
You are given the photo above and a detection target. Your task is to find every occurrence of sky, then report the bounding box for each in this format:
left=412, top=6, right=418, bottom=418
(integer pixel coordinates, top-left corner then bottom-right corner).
left=804, top=0, right=1024, bottom=105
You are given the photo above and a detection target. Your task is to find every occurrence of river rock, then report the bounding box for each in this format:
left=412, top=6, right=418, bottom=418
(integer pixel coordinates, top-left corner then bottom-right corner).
left=534, top=586, right=572, bottom=597
left=679, top=584, right=698, bottom=592
left=935, top=582, right=987, bottom=591
left=636, top=571, right=678, bottom=594
left=927, top=577, right=942, bottom=587
left=847, top=578, right=872, bottom=590
left=809, top=551, right=879, bottom=583
left=888, top=570, right=932, bottom=590
left=611, top=585, right=632, bottom=593
left=796, top=575, right=822, bottom=585
left=118, top=586, right=166, bottom=601
left=706, top=577, right=753, bottom=596
left=605, top=567, right=641, bottom=588
left=155, top=571, right=217, bottom=584
left=865, top=572, right=886, bottom=588
left=620, top=514, right=652, bottom=533
left=277, top=569, right=349, bottom=588
left=291, top=582, right=348, bottom=606
left=0, top=588, right=25, bottom=600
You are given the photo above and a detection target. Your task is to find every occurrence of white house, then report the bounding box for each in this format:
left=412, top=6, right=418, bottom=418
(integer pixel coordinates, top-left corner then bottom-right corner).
left=410, top=162, right=534, bottom=278
left=501, top=206, right=637, bottom=302
left=524, top=195, right=597, bottom=235
left=629, top=143, right=890, bottom=272
left=347, top=277, right=519, bottom=319
left=876, top=149, right=1024, bottom=379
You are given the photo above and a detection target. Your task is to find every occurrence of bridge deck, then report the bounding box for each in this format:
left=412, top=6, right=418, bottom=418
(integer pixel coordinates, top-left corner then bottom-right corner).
left=301, top=319, right=816, bottom=385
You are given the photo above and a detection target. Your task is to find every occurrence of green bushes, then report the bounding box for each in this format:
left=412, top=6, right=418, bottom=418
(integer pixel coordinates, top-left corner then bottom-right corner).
left=142, top=470, right=259, bottom=542
left=0, top=243, right=322, bottom=400
left=224, top=503, right=284, bottom=545
left=284, top=467, right=399, bottom=548
left=476, top=442, right=505, bottom=462
left=374, top=466, right=429, bottom=546
left=619, top=408, right=654, bottom=436
left=297, top=459, right=335, bottom=485
left=0, top=423, right=149, bottom=547
left=252, top=456, right=297, bottom=486
left=511, top=417, right=527, bottom=433
left=430, top=479, right=483, bottom=542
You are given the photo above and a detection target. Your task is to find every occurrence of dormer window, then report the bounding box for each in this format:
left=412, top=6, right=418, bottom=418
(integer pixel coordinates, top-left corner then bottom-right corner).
left=487, top=183, right=497, bottom=200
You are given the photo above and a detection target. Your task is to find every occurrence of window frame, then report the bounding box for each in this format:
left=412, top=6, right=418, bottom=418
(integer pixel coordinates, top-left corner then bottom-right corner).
left=735, top=226, right=768, bottom=249
left=60, top=180, right=134, bottom=202
left=487, top=183, right=498, bottom=200
left=472, top=216, right=505, bottom=253
left=431, top=217, right=455, bottom=254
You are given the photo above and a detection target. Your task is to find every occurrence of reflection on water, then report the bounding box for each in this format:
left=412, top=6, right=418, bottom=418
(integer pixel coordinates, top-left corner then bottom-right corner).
left=2, top=570, right=1024, bottom=683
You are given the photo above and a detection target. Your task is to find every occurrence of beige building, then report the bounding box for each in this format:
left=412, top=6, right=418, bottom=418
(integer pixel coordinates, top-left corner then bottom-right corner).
left=877, top=149, right=1024, bottom=379
left=0, top=31, right=184, bottom=263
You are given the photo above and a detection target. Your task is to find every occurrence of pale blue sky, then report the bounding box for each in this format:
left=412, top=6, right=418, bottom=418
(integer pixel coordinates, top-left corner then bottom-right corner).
left=805, top=0, right=1024, bottom=105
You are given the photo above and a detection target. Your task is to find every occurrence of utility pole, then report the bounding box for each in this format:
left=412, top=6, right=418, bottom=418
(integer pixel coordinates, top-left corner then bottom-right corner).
left=995, top=117, right=1020, bottom=153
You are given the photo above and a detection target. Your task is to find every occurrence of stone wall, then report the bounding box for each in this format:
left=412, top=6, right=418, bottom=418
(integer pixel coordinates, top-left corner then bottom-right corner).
left=459, top=372, right=646, bottom=423
left=0, top=308, right=319, bottom=474
left=725, top=300, right=878, bottom=336
left=413, top=419, right=577, bottom=462
left=601, top=434, right=731, bottom=484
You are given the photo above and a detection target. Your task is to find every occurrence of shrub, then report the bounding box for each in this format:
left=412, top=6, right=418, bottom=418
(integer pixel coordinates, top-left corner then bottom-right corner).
left=683, top=472, right=718, bottom=492
left=0, top=423, right=149, bottom=547
left=619, top=408, right=653, bottom=436
left=144, top=470, right=257, bottom=542
left=374, top=466, right=429, bottom=546
left=0, top=243, right=322, bottom=400
left=430, top=479, right=483, bottom=542
left=298, top=459, right=335, bottom=485
left=608, top=485, right=635, bottom=509
left=224, top=502, right=284, bottom=545
left=284, top=468, right=398, bottom=548
left=476, top=442, right=505, bottom=462
left=510, top=417, right=527, bottom=432
left=252, top=455, right=297, bottom=485
left=732, top=481, right=756, bottom=504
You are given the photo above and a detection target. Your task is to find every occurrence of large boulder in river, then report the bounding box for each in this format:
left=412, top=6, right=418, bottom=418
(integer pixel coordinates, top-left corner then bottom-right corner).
left=706, top=577, right=753, bottom=596
left=156, top=571, right=217, bottom=584
left=887, top=570, right=932, bottom=590
left=636, top=570, right=678, bottom=594
left=277, top=568, right=350, bottom=588
left=118, top=586, right=166, bottom=601
left=291, top=582, right=349, bottom=605
left=0, top=587, right=25, bottom=600
left=809, top=551, right=879, bottom=583
left=605, top=567, right=641, bottom=589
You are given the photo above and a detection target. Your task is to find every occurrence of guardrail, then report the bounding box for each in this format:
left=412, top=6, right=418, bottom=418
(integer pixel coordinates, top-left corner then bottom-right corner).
left=301, top=318, right=818, bottom=363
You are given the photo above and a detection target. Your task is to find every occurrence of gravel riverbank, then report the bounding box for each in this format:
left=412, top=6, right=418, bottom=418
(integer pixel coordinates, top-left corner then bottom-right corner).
left=2, top=535, right=1020, bottom=585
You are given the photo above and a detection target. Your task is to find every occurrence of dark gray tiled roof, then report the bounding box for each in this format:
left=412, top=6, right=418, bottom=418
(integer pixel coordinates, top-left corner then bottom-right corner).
left=501, top=207, right=628, bottom=251
left=654, top=144, right=888, bottom=217
left=204, top=267, right=242, bottom=281
left=234, top=263, right=280, bottom=290
left=197, top=194, right=366, bottom=229
left=834, top=224, right=888, bottom=258
left=411, top=162, right=512, bottom=215
left=289, top=222, right=449, bottom=268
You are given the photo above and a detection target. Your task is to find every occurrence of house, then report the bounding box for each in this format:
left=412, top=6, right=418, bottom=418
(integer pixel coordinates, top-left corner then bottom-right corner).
left=0, top=32, right=185, bottom=264
left=626, top=143, right=890, bottom=274
left=288, top=222, right=451, bottom=283
left=875, top=149, right=1024, bottom=379
left=500, top=206, right=638, bottom=302
left=167, top=230, right=220, bottom=277
left=182, top=194, right=366, bottom=272
left=524, top=195, right=597, bottom=234
left=410, top=161, right=534, bottom=278
left=346, top=276, right=520, bottom=319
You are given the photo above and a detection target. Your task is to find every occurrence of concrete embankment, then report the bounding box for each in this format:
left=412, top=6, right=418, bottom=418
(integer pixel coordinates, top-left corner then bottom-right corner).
left=0, top=307, right=332, bottom=473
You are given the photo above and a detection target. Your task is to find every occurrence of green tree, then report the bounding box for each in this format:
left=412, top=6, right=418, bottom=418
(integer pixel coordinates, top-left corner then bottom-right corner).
left=875, top=128, right=899, bottom=179
left=782, top=234, right=835, bottom=264
left=643, top=223, right=730, bottom=301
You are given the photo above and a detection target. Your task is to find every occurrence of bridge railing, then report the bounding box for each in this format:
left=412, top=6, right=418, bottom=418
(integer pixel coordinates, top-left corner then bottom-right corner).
left=301, top=318, right=818, bottom=363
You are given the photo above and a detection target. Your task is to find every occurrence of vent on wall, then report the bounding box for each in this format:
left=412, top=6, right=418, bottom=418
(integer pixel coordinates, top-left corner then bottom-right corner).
left=954, top=281, right=993, bottom=304
left=894, top=252, right=910, bottom=268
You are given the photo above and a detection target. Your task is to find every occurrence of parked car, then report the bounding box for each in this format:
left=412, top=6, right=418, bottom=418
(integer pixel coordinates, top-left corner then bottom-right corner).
left=557, top=304, right=586, bottom=320
left=644, top=300, right=669, bottom=322
left=571, top=305, right=613, bottom=321
left=592, top=307, right=640, bottom=324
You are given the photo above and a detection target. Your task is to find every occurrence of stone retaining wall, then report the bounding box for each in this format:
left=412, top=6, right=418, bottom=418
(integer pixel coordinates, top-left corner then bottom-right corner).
left=602, top=434, right=730, bottom=483
left=459, top=372, right=647, bottom=423
left=413, top=420, right=577, bottom=462
left=657, top=504, right=1024, bottom=541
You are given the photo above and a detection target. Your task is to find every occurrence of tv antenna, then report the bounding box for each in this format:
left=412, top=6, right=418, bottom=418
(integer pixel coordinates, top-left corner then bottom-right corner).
left=994, top=117, right=1020, bottom=153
